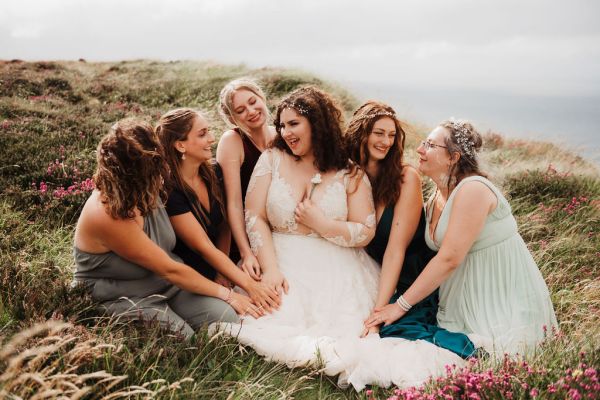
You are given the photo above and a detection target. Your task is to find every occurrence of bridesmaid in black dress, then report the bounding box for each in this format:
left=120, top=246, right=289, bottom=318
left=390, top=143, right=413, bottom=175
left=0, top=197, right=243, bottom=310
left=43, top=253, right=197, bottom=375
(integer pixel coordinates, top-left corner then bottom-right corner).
left=347, top=100, right=475, bottom=358
left=156, top=108, right=280, bottom=315
left=216, top=78, right=276, bottom=280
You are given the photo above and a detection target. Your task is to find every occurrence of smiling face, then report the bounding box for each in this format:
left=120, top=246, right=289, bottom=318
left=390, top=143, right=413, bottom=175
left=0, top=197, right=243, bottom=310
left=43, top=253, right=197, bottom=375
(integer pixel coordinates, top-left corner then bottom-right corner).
left=231, top=89, right=268, bottom=131
left=279, top=108, right=313, bottom=157
left=366, top=117, right=397, bottom=162
left=416, top=126, right=453, bottom=178
left=176, top=114, right=214, bottom=163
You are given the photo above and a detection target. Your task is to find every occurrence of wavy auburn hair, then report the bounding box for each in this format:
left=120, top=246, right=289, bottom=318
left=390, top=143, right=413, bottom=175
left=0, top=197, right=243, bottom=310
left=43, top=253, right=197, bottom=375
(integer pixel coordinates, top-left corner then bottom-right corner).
left=346, top=101, right=406, bottom=207
left=94, top=119, right=168, bottom=219
left=272, top=86, right=350, bottom=172
left=156, top=108, right=225, bottom=228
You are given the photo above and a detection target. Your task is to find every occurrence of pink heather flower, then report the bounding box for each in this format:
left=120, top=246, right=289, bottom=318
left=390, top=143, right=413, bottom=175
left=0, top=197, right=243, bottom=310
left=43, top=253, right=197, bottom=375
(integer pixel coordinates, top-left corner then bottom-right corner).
left=366, top=389, right=373, bottom=396
left=568, top=389, right=582, bottom=400
left=39, top=181, right=47, bottom=194
left=584, top=368, right=596, bottom=378
left=529, top=388, right=539, bottom=397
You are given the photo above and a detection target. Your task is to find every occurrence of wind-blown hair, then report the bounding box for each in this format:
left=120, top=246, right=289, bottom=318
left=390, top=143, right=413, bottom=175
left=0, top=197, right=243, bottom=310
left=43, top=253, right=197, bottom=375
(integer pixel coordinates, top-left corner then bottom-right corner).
left=440, top=119, right=486, bottom=190
left=346, top=101, right=406, bottom=207
left=94, top=119, right=167, bottom=219
left=218, top=77, right=270, bottom=134
left=156, top=108, right=225, bottom=228
left=272, top=86, right=350, bottom=172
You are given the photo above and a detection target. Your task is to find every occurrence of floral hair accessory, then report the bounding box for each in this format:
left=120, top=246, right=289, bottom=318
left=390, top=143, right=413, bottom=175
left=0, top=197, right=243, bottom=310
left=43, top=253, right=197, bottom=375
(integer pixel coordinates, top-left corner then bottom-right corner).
left=448, top=118, right=476, bottom=158
left=308, top=173, right=322, bottom=199
left=284, top=102, right=309, bottom=116
left=354, top=111, right=396, bottom=121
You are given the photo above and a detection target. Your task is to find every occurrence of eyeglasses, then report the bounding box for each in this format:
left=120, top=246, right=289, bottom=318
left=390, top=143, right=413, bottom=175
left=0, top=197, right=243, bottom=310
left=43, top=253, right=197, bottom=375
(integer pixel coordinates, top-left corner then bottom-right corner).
left=420, top=141, right=448, bottom=151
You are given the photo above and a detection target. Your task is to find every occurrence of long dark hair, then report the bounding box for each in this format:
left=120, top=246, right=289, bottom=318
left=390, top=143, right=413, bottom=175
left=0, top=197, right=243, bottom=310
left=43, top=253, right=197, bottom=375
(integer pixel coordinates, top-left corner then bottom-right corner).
left=272, top=86, right=351, bottom=172
left=156, top=108, right=225, bottom=228
left=346, top=101, right=406, bottom=207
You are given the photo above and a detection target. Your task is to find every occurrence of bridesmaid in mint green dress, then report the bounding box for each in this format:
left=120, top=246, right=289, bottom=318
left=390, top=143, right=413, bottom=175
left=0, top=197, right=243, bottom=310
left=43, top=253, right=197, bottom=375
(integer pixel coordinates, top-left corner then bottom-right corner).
left=347, top=101, right=476, bottom=358
left=365, top=118, right=557, bottom=355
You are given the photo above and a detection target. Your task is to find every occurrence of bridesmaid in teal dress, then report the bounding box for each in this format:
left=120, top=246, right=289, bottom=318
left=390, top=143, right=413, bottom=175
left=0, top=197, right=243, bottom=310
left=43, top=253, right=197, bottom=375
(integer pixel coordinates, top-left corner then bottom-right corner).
left=365, top=118, right=557, bottom=356
left=347, top=101, right=475, bottom=358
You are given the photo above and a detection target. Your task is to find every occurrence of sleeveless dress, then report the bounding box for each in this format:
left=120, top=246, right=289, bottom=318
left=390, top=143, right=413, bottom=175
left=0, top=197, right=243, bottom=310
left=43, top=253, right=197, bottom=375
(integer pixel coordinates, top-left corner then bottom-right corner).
left=367, top=207, right=476, bottom=358
left=216, top=149, right=465, bottom=390
left=230, top=128, right=263, bottom=263
left=166, top=163, right=225, bottom=280
left=73, top=202, right=237, bottom=338
left=425, top=176, right=558, bottom=355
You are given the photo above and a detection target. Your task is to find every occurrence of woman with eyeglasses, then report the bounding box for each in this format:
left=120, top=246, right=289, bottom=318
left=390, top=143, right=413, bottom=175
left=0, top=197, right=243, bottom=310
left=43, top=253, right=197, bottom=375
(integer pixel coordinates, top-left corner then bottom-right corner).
left=346, top=101, right=476, bottom=359
left=365, top=119, right=557, bottom=356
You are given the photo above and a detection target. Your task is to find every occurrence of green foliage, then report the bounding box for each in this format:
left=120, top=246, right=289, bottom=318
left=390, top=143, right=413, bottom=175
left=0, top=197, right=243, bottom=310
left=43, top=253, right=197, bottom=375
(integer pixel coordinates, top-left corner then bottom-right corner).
left=1, top=60, right=598, bottom=399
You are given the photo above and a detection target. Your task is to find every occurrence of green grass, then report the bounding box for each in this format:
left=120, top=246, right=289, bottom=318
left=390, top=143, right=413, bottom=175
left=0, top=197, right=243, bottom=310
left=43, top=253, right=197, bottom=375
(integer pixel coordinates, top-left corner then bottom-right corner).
left=1, top=60, right=598, bottom=399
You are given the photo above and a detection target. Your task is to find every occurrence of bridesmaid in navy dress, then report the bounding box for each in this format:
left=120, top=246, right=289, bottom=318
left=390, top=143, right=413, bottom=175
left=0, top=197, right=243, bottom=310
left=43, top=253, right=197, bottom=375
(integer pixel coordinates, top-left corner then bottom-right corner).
left=346, top=101, right=475, bottom=358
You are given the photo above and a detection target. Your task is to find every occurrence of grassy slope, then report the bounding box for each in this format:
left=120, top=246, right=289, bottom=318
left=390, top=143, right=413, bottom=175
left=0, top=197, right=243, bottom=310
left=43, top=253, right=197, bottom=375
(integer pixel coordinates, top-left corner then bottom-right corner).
left=0, top=60, right=598, bottom=399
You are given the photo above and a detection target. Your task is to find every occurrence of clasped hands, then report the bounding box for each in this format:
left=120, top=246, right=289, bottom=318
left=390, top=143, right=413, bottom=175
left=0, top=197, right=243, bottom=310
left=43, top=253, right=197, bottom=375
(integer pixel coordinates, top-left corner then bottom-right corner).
left=362, top=302, right=407, bottom=336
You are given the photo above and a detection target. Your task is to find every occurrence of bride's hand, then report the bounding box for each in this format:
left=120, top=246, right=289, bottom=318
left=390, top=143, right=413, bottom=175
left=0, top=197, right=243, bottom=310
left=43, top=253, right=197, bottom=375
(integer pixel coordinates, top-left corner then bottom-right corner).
left=262, top=269, right=290, bottom=296
left=294, top=199, right=325, bottom=231
left=364, top=303, right=406, bottom=328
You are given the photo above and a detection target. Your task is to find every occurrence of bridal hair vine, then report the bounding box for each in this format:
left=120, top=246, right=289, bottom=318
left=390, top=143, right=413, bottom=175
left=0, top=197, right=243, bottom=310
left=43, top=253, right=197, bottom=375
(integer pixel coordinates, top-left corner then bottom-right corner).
left=284, top=102, right=309, bottom=116
left=448, top=118, right=476, bottom=158
left=354, top=111, right=396, bottom=121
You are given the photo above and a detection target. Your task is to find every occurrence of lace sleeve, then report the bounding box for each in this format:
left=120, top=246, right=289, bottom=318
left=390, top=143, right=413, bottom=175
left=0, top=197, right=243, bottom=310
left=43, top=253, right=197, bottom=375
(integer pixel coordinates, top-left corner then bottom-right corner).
left=321, top=172, right=376, bottom=247
left=244, top=150, right=281, bottom=272
left=246, top=150, right=273, bottom=198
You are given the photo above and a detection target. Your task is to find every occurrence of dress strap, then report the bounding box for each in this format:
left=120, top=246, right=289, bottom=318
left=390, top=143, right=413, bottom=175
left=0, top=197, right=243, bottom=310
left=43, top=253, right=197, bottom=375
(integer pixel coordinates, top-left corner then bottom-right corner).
left=449, top=176, right=509, bottom=217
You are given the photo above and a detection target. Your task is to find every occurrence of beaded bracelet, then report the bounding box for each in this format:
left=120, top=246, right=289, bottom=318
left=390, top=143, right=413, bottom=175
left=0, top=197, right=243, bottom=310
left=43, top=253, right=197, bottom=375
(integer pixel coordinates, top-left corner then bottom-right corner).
left=396, top=295, right=412, bottom=312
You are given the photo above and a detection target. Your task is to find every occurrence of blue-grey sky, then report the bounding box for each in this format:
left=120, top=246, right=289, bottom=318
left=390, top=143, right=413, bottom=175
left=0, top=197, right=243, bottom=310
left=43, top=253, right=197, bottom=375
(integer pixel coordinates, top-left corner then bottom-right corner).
left=2, top=0, right=599, bottom=158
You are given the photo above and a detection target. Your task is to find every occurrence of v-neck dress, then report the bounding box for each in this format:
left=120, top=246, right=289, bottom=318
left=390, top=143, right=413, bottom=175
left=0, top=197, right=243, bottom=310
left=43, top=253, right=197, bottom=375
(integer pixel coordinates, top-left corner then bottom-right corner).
left=425, top=176, right=558, bottom=355
left=166, top=164, right=225, bottom=280
left=230, top=128, right=263, bottom=263
left=367, top=206, right=476, bottom=358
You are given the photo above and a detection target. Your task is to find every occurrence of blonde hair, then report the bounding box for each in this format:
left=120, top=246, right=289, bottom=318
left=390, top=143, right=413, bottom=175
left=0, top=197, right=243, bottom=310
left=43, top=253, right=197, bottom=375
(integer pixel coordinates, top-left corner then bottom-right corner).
left=218, top=77, right=269, bottom=134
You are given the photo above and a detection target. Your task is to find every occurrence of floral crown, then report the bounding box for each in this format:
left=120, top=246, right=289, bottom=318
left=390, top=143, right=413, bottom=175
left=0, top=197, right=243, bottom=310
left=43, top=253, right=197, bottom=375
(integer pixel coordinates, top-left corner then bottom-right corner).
left=447, top=118, right=476, bottom=158
left=354, top=111, right=396, bottom=121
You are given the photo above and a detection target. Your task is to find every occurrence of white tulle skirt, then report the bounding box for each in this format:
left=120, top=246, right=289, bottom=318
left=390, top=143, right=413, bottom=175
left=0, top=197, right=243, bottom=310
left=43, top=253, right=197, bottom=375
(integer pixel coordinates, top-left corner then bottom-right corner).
left=216, top=233, right=464, bottom=390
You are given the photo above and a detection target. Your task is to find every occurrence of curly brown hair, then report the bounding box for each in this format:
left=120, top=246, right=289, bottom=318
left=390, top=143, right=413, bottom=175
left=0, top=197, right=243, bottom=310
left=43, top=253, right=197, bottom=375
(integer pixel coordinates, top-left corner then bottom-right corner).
left=272, top=86, right=350, bottom=172
left=346, top=101, right=406, bottom=207
left=94, top=119, right=168, bottom=220
left=439, top=119, right=486, bottom=191
left=156, top=108, right=226, bottom=228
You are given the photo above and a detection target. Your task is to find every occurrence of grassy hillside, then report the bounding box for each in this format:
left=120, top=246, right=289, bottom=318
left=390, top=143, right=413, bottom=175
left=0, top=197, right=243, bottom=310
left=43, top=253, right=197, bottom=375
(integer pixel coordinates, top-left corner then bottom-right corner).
left=0, top=60, right=598, bottom=399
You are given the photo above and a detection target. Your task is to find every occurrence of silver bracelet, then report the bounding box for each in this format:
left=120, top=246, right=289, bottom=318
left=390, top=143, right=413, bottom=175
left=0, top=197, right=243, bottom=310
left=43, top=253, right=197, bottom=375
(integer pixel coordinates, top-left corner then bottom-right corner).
left=396, top=295, right=412, bottom=312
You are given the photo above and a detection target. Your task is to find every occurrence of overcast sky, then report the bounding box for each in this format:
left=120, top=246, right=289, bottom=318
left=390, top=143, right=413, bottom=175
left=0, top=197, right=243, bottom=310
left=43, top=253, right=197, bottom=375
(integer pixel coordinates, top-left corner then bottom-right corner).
left=2, top=0, right=599, bottom=97
left=1, top=0, right=599, bottom=156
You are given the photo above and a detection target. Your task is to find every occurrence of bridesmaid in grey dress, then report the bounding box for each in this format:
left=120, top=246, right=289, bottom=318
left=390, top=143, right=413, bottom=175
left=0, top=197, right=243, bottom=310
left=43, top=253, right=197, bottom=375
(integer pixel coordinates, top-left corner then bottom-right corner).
left=73, top=119, right=254, bottom=338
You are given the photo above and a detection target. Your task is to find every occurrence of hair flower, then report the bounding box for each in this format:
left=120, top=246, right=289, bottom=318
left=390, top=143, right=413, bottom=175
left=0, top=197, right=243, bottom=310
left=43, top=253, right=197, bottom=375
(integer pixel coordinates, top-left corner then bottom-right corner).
left=309, top=173, right=322, bottom=199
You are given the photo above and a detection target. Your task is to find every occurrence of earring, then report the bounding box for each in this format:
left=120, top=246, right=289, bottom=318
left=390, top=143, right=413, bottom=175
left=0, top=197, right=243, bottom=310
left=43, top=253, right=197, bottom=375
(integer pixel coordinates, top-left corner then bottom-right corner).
left=181, top=152, right=186, bottom=160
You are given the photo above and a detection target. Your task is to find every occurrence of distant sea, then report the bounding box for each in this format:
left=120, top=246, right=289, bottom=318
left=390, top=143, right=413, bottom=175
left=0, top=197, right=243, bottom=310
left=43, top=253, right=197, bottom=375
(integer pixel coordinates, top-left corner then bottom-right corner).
left=344, top=81, right=600, bottom=166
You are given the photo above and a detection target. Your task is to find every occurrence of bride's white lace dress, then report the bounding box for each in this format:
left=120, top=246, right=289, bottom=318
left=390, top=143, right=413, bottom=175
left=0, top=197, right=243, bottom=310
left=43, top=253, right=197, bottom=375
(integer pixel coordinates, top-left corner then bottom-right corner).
left=218, top=149, right=464, bottom=390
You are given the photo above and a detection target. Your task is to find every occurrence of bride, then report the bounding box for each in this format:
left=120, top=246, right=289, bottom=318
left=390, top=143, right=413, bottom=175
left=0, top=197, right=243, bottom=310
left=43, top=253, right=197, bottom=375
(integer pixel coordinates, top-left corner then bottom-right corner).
left=217, top=87, right=465, bottom=390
